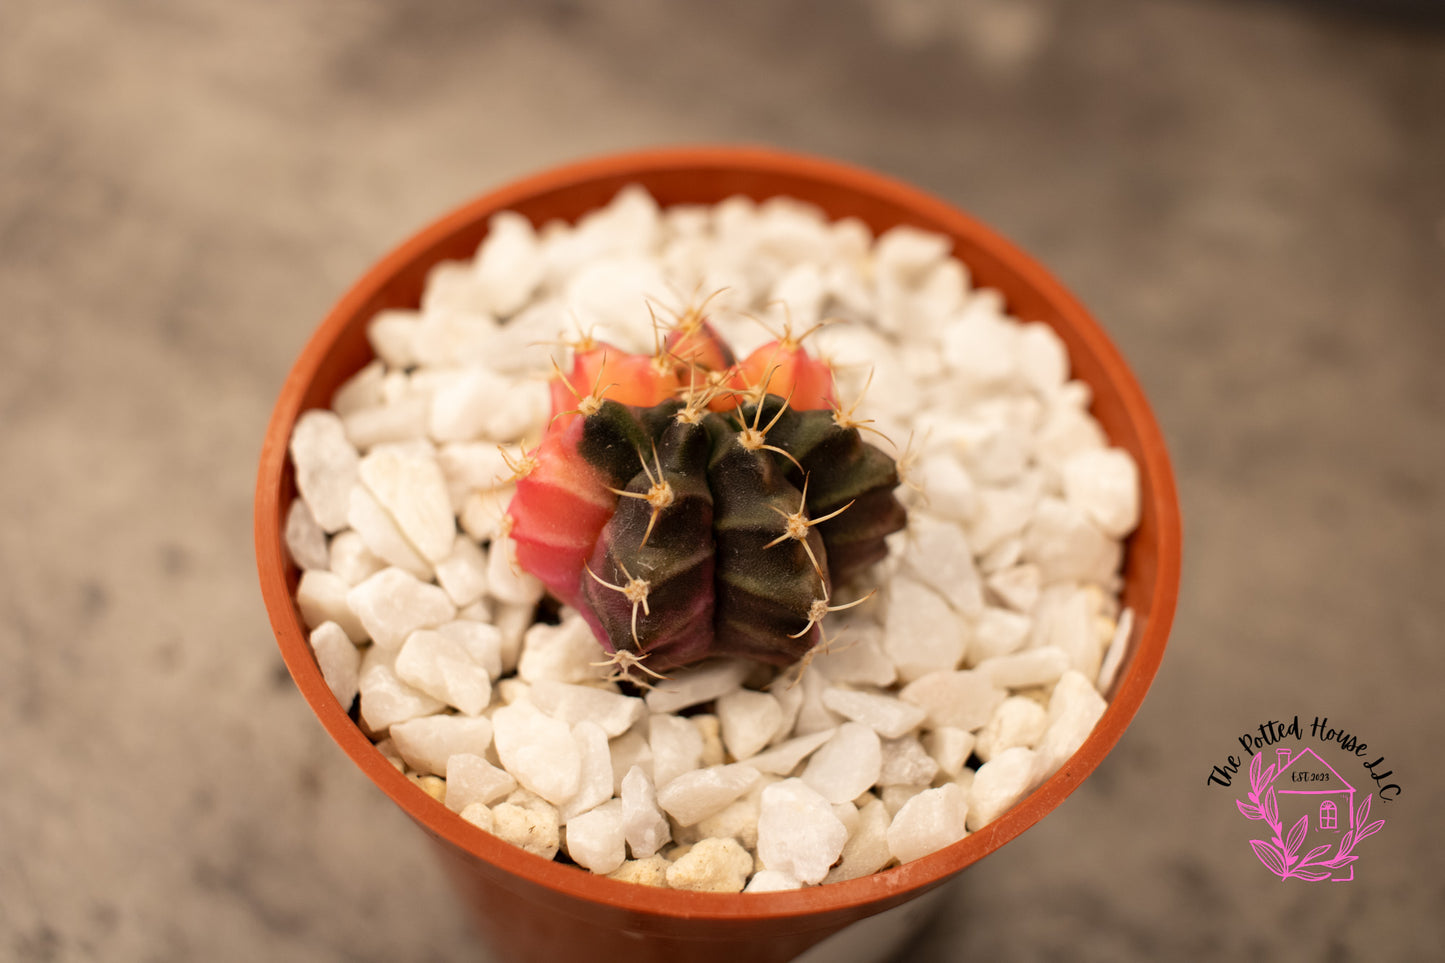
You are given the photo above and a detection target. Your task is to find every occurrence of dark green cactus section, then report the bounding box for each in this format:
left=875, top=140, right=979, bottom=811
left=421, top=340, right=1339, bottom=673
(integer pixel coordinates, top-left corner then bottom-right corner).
left=570, top=393, right=906, bottom=672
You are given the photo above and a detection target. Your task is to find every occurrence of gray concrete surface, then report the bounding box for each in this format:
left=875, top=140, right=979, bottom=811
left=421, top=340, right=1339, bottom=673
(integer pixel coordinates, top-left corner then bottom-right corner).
left=2, top=1, right=1442, bottom=960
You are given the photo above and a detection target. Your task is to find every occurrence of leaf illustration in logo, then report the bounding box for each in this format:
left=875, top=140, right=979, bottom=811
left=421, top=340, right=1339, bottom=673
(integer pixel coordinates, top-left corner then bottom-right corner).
left=1249, top=752, right=1264, bottom=791
left=1294, top=868, right=1332, bottom=882
left=1301, top=843, right=1332, bottom=865
left=1236, top=799, right=1264, bottom=820
left=1263, top=786, right=1280, bottom=827
left=1357, top=819, right=1384, bottom=844
left=1354, top=793, right=1371, bottom=829
left=1285, top=815, right=1308, bottom=859
left=1250, top=839, right=1288, bottom=878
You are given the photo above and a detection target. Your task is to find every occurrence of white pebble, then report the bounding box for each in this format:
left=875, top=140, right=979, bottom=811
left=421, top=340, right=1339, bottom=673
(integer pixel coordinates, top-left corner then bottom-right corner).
left=366, top=309, right=420, bottom=369
left=560, top=721, right=615, bottom=822
left=985, top=563, right=1041, bottom=613
left=346, top=485, right=431, bottom=579
left=1096, top=608, right=1134, bottom=693
left=436, top=442, right=513, bottom=511
left=491, top=700, right=581, bottom=806
left=328, top=530, right=386, bottom=585
left=358, top=446, right=455, bottom=564
left=297, top=570, right=368, bottom=642
left=432, top=535, right=489, bottom=608
left=801, top=722, right=882, bottom=804
left=820, top=687, right=926, bottom=739
left=358, top=662, right=445, bottom=732
left=824, top=796, right=893, bottom=883
left=899, top=670, right=1007, bottom=732
left=716, top=689, right=784, bottom=761
left=648, top=713, right=704, bottom=790
left=347, top=567, right=456, bottom=652
left=887, top=783, right=969, bottom=864
left=973, top=697, right=1048, bottom=763
left=810, top=621, right=896, bottom=687
left=391, top=715, right=494, bottom=777
left=745, top=729, right=836, bottom=777
left=745, top=870, right=803, bottom=893
left=1033, top=670, right=1108, bottom=780
left=975, top=646, right=1070, bottom=690
left=1024, top=498, right=1122, bottom=586
left=430, top=369, right=545, bottom=444
left=284, top=498, right=330, bottom=571
left=657, top=765, right=760, bottom=827
left=1062, top=448, right=1140, bottom=539
left=923, top=727, right=976, bottom=778
left=878, top=736, right=940, bottom=787
left=458, top=802, right=494, bottom=833
left=474, top=211, right=545, bottom=317
left=331, top=360, right=386, bottom=417
left=967, top=747, right=1037, bottom=831
left=342, top=396, right=430, bottom=451
left=308, top=621, right=360, bottom=706
left=565, top=799, right=627, bottom=874
left=966, top=607, right=1033, bottom=664
left=621, top=766, right=670, bottom=858
left=485, top=531, right=544, bottom=608
left=394, top=628, right=493, bottom=715
left=757, top=779, right=848, bottom=885
left=901, top=515, right=983, bottom=617
left=290, top=410, right=359, bottom=532
left=644, top=660, right=750, bottom=714
left=528, top=681, right=644, bottom=737
left=884, top=576, right=968, bottom=683
left=516, top=618, right=608, bottom=685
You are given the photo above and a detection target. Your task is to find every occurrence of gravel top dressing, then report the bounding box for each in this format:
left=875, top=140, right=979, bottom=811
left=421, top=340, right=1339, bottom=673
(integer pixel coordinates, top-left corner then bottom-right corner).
left=286, top=187, right=1140, bottom=892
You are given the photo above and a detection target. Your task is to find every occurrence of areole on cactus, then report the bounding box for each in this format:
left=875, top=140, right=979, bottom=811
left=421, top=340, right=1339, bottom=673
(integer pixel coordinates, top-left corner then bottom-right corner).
left=502, top=304, right=908, bottom=680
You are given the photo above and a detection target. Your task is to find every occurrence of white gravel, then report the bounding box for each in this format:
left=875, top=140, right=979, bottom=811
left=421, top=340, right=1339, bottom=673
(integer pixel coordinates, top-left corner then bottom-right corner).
left=287, top=186, right=1141, bottom=889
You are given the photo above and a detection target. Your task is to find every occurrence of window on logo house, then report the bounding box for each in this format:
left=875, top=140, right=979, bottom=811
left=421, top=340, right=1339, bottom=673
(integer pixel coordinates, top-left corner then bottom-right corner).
left=1319, top=800, right=1338, bottom=831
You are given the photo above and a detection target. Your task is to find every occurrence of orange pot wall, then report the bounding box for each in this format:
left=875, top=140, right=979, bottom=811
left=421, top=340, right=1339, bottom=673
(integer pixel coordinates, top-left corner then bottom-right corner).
left=256, top=146, right=1182, bottom=963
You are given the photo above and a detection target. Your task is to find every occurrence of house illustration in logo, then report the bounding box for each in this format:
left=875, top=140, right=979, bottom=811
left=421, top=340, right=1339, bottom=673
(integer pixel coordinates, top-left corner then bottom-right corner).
left=1265, top=746, right=1357, bottom=881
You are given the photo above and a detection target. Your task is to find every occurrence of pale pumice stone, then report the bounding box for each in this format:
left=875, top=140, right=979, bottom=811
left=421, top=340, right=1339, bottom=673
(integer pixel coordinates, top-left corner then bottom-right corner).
left=883, top=575, right=968, bottom=683
left=899, top=670, right=1007, bottom=732
left=432, top=534, right=489, bottom=608
left=801, top=722, right=882, bottom=804
left=694, top=779, right=770, bottom=851
left=664, top=837, right=754, bottom=893
left=887, top=783, right=969, bottom=864
left=473, top=210, right=545, bottom=317
left=621, top=766, right=670, bottom=859
left=390, top=715, right=494, bottom=778
left=490, top=800, right=560, bottom=860
left=297, top=571, right=368, bottom=643
left=973, top=697, right=1049, bottom=764
left=491, top=700, right=581, bottom=806
left=308, top=621, right=360, bottom=706
left=656, top=765, right=761, bottom=827
left=528, top=681, right=644, bottom=738
left=966, top=747, right=1037, bottom=832
left=824, top=797, right=894, bottom=884
left=559, top=721, right=615, bottom=823
left=820, top=687, right=926, bottom=739
left=289, top=409, right=359, bottom=533
left=690, top=715, right=725, bottom=768
left=607, top=856, right=671, bottom=888
left=394, top=628, right=493, bottom=715
left=756, top=779, right=848, bottom=885
left=716, top=689, right=784, bottom=761
left=285, top=498, right=330, bottom=571
left=328, top=530, right=386, bottom=586
left=347, top=567, right=456, bottom=652
left=346, top=485, right=432, bottom=580
left=565, top=799, right=627, bottom=875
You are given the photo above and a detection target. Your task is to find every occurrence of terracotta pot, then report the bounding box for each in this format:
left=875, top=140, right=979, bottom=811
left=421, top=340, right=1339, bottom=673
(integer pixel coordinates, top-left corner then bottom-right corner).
left=255, top=145, right=1182, bottom=963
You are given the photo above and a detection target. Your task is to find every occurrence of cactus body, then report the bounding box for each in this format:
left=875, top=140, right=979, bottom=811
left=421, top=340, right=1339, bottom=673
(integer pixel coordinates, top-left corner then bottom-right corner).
left=505, top=314, right=905, bottom=676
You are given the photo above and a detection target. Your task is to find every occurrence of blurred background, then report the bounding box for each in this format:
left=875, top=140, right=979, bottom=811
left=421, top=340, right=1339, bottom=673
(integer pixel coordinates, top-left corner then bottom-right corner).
left=2, top=0, right=1442, bottom=960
